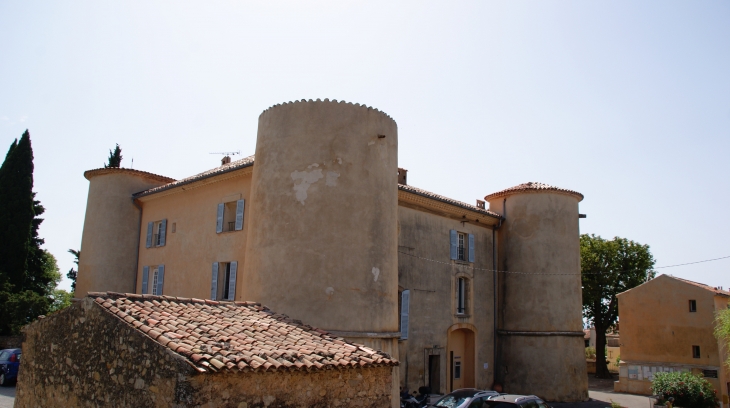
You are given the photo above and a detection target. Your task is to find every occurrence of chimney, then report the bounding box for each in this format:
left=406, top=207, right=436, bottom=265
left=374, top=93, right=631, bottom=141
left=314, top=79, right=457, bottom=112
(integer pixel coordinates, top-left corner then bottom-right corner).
left=476, top=200, right=486, bottom=209
left=397, top=168, right=408, bottom=185
left=221, top=156, right=231, bottom=165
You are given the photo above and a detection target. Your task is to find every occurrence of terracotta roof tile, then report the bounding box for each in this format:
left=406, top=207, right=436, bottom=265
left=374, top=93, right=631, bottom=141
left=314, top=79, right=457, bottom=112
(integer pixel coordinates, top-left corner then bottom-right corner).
left=671, top=276, right=730, bottom=297
left=398, top=184, right=502, bottom=219
left=133, top=155, right=255, bottom=198
left=87, top=291, right=398, bottom=373
left=484, top=181, right=584, bottom=201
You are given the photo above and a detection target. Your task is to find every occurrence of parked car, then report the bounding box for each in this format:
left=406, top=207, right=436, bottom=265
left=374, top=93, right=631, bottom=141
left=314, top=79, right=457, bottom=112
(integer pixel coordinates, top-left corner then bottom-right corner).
left=477, top=394, right=552, bottom=408
left=0, top=348, right=21, bottom=386
left=432, top=388, right=500, bottom=408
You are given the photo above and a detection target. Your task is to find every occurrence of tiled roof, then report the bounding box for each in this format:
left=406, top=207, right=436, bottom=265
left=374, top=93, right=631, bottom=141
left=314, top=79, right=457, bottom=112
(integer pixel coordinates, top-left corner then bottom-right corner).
left=84, top=168, right=175, bottom=184
left=484, top=182, right=584, bottom=201
left=89, top=292, right=398, bottom=373
left=671, top=276, right=730, bottom=297
left=133, top=155, right=255, bottom=198
left=398, top=184, right=502, bottom=219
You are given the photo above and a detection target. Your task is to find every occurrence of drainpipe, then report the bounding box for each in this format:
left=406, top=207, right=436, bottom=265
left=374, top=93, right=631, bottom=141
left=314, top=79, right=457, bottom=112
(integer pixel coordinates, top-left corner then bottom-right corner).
left=492, top=198, right=506, bottom=387
left=132, top=198, right=143, bottom=294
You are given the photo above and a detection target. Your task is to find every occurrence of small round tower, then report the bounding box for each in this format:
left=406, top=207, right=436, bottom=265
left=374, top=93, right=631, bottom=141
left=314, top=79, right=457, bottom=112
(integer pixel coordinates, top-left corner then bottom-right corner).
left=242, top=99, right=399, bottom=349
left=76, top=168, right=173, bottom=297
left=486, top=182, right=588, bottom=402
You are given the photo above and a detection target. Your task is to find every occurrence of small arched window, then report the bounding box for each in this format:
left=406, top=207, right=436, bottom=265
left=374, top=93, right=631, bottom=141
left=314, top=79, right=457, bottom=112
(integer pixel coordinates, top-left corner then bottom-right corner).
left=456, top=277, right=466, bottom=315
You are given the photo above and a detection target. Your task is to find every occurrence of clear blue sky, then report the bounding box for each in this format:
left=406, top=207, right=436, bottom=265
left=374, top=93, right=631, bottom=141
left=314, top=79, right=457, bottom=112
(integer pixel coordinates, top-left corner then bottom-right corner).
left=1, top=1, right=728, bottom=292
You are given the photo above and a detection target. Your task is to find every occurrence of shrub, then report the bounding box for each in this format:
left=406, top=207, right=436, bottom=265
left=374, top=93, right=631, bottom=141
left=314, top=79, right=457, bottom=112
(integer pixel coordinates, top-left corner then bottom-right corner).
left=651, top=371, right=717, bottom=408
left=585, top=347, right=596, bottom=359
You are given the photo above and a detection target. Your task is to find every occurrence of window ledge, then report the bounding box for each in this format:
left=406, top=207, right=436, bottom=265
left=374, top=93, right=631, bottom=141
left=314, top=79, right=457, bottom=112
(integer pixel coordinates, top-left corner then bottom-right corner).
left=453, top=260, right=472, bottom=265
left=455, top=314, right=471, bottom=318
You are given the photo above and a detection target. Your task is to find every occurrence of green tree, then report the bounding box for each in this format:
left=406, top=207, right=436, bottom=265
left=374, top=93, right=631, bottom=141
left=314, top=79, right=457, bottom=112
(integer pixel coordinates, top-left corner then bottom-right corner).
left=104, top=143, right=122, bottom=168
left=67, top=249, right=80, bottom=293
left=0, top=130, right=60, bottom=334
left=581, top=234, right=655, bottom=378
left=0, top=131, right=35, bottom=289
left=49, top=288, right=72, bottom=313
left=716, top=307, right=730, bottom=369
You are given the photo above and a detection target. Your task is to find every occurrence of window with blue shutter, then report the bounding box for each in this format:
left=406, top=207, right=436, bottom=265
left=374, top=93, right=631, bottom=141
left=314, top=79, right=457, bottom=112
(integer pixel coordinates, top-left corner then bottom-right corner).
left=400, top=290, right=410, bottom=340
left=235, top=200, right=245, bottom=231
left=450, top=230, right=458, bottom=260
left=146, top=222, right=154, bottom=248
left=216, top=204, right=225, bottom=233
left=468, top=234, right=475, bottom=263
left=156, top=265, right=165, bottom=295
left=159, top=219, right=167, bottom=246
left=227, top=261, right=238, bottom=300
left=141, top=266, right=149, bottom=294
left=211, top=262, right=219, bottom=300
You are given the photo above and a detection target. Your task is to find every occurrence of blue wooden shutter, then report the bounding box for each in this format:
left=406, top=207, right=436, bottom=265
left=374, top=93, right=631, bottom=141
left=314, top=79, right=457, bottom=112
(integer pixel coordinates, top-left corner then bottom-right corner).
left=141, top=266, right=149, bottom=294
left=228, top=261, right=238, bottom=300
left=211, top=262, right=219, bottom=300
left=468, top=233, right=475, bottom=263
left=450, top=230, right=458, bottom=260
left=235, top=200, right=245, bottom=231
left=400, top=290, right=410, bottom=340
left=159, top=219, right=167, bottom=246
left=146, top=222, right=154, bottom=248
left=156, top=265, right=165, bottom=295
left=216, top=203, right=224, bottom=233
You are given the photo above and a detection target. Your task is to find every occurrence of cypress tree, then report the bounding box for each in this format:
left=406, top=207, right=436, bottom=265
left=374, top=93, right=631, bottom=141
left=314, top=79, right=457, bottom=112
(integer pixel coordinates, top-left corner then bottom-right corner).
left=104, top=144, right=123, bottom=168
left=0, top=130, right=35, bottom=288
left=0, top=130, right=57, bottom=334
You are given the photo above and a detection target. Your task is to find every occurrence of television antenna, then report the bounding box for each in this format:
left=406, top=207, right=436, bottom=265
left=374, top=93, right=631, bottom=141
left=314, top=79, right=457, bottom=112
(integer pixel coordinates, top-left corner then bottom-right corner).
left=209, top=151, right=241, bottom=156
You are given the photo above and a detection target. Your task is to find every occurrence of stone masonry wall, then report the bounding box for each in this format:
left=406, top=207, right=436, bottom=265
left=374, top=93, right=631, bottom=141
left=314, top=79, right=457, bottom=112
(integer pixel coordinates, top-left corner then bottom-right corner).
left=15, top=298, right=394, bottom=408
left=187, top=366, right=393, bottom=407
left=15, top=298, right=193, bottom=408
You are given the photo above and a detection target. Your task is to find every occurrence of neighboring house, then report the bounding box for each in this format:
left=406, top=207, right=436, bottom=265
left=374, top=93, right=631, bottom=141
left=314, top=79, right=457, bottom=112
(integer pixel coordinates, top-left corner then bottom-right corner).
left=614, top=274, right=730, bottom=406
left=70, top=99, right=588, bottom=402
left=15, top=292, right=396, bottom=408
left=584, top=327, right=620, bottom=373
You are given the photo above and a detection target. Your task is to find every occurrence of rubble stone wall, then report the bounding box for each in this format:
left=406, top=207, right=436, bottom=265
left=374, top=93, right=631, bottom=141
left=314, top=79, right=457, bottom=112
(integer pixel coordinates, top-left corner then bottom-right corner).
left=15, top=298, right=192, bottom=407
left=15, top=298, right=394, bottom=407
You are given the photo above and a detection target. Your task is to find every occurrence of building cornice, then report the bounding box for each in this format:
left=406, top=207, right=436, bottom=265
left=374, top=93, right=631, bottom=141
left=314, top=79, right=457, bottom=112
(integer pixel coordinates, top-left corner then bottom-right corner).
left=398, top=189, right=502, bottom=228
left=135, top=166, right=253, bottom=202
left=84, top=168, right=175, bottom=184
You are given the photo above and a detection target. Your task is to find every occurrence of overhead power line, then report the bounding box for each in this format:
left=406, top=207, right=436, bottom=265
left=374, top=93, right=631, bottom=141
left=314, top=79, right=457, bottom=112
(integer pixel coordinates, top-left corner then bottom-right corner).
left=397, top=251, right=730, bottom=276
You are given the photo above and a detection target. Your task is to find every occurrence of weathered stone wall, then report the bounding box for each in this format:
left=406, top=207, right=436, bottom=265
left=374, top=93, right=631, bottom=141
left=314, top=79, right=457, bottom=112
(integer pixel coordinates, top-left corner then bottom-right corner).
left=0, top=335, right=22, bottom=349
left=15, top=298, right=394, bottom=408
left=188, top=366, right=393, bottom=407
left=15, top=297, right=193, bottom=407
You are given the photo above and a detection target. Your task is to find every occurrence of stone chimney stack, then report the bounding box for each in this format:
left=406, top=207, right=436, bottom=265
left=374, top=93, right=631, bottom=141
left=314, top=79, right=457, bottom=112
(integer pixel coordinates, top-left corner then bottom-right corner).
left=221, top=156, right=231, bottom=165
left=397, top=168, right=408, bottom=185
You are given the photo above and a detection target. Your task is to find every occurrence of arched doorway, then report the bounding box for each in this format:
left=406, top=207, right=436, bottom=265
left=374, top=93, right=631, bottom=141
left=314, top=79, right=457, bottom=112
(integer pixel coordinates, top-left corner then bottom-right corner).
left=447, top=326, right=475, bottom=391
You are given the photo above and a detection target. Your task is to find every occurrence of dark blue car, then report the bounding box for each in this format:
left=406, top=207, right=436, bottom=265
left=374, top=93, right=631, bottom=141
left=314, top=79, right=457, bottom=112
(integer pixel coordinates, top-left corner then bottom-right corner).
left=0, top=348, right=21, bottom=386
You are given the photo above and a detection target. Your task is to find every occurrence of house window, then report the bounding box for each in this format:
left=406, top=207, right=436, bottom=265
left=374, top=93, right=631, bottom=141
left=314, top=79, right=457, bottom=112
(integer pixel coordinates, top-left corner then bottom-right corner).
left=216, top=199, right=245, bottom=233
left=454, top=361, right=461, bottom=379
left=689, top=300, right=696, bottom=312
left=692, top=345, right=701, bottom=358
left=145, top=219, right=167, bottom=248
left=141, top=265, right=165, bottom=295
left=456, top=277, right=466, bottom=315
left=450, top=230, right=475, bottom=263
left=458, top=233, right=466, bottom=261
left=211, top=261, right=238, bottom=300
left=400, top=290, right=410, bottom=340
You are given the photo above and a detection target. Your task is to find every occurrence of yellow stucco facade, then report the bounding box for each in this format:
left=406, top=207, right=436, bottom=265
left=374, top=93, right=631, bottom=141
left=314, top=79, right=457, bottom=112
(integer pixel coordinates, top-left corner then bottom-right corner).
left=76, top=99, right=589, bottom=402
left=614, top=274, right=730, bottom=405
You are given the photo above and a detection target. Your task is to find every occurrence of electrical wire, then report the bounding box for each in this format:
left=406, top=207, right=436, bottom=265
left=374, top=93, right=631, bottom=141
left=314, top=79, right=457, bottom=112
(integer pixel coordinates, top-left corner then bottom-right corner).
left=397, top=250, right=730, bottom=276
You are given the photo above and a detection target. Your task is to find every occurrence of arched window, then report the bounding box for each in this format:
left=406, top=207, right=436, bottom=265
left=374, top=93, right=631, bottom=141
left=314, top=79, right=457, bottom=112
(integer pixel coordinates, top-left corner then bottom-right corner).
left=456, top=277, right=467, bottom=315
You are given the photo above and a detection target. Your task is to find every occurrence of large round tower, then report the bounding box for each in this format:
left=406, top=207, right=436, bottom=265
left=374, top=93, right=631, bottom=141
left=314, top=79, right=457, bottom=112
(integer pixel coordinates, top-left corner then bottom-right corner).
left=486, top=182, right=588, bottom=402
left=242, top=99, right=399, bottom=351
left=76, top=168, right=173, bottom=297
